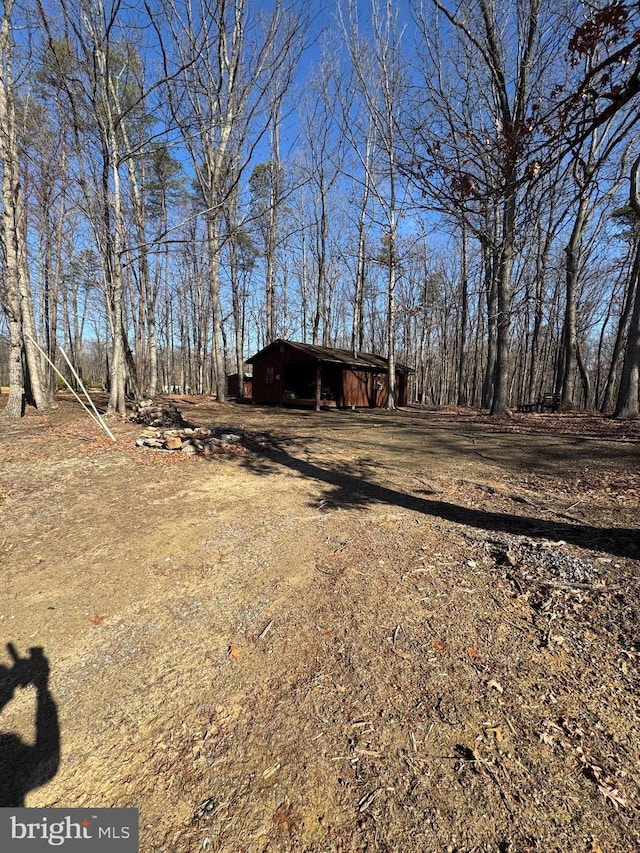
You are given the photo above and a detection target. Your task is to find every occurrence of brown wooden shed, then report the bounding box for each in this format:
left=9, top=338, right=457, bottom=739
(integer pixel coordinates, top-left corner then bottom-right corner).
left=246, top=339, right=411, bottom=409
left=227, top=372, right=253, bottom=398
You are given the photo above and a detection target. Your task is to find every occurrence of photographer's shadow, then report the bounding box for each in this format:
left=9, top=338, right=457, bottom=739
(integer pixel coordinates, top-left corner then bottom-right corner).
left=0, top=644, right=60, bottom=807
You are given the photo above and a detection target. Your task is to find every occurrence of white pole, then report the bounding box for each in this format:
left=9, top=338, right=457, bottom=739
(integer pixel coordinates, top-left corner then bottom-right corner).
left=22, top=331, right=117, bottom=442
left=57, top=344, right=117, bottom=441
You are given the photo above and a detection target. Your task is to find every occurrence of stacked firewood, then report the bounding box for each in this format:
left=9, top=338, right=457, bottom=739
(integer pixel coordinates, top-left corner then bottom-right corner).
left=130, top=398, right=190, bottom=428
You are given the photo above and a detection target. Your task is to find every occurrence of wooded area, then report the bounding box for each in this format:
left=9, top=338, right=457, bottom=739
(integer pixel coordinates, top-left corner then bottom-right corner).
left=1, top=0, right=640, bottom=418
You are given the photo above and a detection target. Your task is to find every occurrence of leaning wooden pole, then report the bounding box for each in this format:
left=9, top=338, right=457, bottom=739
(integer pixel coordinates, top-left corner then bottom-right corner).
left=22, top=330, right=117, bottom=442
left=57, top=345, right=118, bottom=440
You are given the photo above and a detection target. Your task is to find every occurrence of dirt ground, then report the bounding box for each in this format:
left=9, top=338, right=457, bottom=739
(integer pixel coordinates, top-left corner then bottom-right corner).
left=1, top=394, right=639, bottom=853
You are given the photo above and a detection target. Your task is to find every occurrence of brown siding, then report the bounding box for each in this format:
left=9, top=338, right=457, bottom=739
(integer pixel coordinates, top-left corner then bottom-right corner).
left=379, top=372, right=408, bottom=407
left=250, top=341, right=409, bottom=407
left=341, top=369, right=376, bottom=407
left=341, top=370, right=407, bottom=407
left=227, top=374, right=253, bottom=398
left=251, top=351, right=285, bottom=403
left=251, top=342, right=313, bottom=403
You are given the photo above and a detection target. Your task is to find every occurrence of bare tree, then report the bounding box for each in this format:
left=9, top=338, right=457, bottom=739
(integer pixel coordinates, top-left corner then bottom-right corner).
left=295, top=52, right=346, bottom=348
left=560, top=131, right=635, bottom=409
left=0, top=0, right=48, bottom=417
left=341, top=0, right=410, bottom=408
left=37, top=0, right=143, bottom=415
left=613, top=153, right=640, bottom=418
left=408, top=0, right=568, bottom=415
left=559, top=2, right=640, bottom=417
left=17, top=92, right=72, bottom=402
left=351, top=127, right=374, bottom=358
left=599, top=212, right=638, bottom=412
left=249, top=159, right=285, bottom=344
left=153, top=0, right=306, bottom=401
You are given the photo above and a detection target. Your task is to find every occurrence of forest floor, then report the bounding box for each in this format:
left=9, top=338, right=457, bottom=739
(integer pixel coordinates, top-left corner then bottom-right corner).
left=1, top=393, right=639, bottom=853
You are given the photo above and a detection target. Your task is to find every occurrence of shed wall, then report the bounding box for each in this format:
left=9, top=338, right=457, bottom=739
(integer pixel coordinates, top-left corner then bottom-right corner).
left=227, top=374, right=253, bottom=398
left=250, top=341, right=409, bottom=407
left=251, top=343, right=297, bottom=403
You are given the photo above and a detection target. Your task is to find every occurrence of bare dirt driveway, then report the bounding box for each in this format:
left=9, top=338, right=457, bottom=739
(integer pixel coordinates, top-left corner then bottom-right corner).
left=1, top=395, right=639, bottom=852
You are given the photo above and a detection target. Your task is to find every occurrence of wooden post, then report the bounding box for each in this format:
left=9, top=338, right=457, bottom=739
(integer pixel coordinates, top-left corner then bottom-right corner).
left=315, top=365, right=322, bottom=411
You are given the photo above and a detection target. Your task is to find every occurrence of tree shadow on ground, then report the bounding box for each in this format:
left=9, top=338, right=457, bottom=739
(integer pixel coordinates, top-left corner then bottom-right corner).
left=240, top=434, right=639, bottom=560
left=0, top=645, right=59, bottom=806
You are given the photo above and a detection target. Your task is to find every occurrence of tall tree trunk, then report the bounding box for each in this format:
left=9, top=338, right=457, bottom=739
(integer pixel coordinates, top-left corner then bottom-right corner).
left=103, top=144, right=127, bottom=415
left=561, top=163, right=595, bottom=409
left=120, top=117, right=156, bottom=399
left=457, top=222, right=469, bottom=406
left=527, top=235, right=547, bottom=402
left=311, top=193, right=328, bottom=346
left=226, top=182, right=247, bottom=397
left=481, top=240, right=497, bottom=409
left=265, top=122, right=281, bottom=345
left=490, top=182, right=516, bottom=416
left=614, top=154, right=640, bottom=419
left=298, top=214, right=310, bottom=343
left=230, top=243, right=245, bottom=397
left=0, top=0, right=47, bottom=416
left=207, top=217, right=226, bottom=402
left=613, top=251, right=640, bottom=418
left=576, top=342, right=591, bottom=407
left=601, top=252, right=637, bottom=412
left=385, top=162, right=398, bottom=410
left=43, top=170, right=67, bottom=402
left=352, top=136, right=372, bottom=357
left=386, top=247, right=397, bottom=409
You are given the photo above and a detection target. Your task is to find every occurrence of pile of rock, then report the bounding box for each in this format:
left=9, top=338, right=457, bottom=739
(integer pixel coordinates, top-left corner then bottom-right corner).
left=131, top=398, right=246, bottom=455
left=135, top=425, right=245, bottom=455
left=131, top=398, right=189, bottom=428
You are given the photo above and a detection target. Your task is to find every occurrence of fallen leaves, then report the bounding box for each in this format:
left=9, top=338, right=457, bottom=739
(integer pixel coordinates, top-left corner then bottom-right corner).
left=273, top=802, right=296, bottom=831
left=391, top=646, right=413, bottom=660
left=228, top=644, right=240, bottom=660
left=484, top=724, right=504, bottom=744
left=429, top=640, right=481, bottom=658
left=597, top=782, right=628, bottom=811
left=578, top=747, right=629, bottom=811
left=538, top=730, right=556, bottom=747
left=535, top=723, right=631, bottom=812
left=89, top=613, right=105, bottom=625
